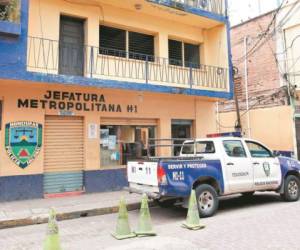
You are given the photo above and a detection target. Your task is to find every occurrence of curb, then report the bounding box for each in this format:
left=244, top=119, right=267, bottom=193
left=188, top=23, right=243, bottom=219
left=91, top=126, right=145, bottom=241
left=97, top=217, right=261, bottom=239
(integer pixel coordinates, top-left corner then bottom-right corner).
left=0, top=201, right=154, bottom=230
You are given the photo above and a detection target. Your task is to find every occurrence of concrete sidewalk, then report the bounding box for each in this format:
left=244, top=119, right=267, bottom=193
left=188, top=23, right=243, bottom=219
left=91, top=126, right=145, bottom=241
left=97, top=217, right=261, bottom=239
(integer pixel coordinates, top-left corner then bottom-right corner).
left=0, top=191, right=142, bottom=230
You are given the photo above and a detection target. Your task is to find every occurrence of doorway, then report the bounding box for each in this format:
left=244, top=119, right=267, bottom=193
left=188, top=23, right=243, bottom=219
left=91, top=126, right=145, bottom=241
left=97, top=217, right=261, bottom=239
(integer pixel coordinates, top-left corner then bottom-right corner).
left=59, top=16, right=84, bottom=76
left=171, top=119, right=193, bottom=156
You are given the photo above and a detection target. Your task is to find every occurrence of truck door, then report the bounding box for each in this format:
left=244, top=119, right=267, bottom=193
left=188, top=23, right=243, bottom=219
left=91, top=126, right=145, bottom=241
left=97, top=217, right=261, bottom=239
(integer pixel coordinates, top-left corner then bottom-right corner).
left=245, top=140, right=281, bottom=191
left=222, top=140, right=254, bottom=193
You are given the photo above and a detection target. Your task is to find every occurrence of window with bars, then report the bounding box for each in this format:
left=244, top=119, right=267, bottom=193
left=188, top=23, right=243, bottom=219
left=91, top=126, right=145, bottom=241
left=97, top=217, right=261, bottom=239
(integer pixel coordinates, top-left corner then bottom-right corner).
left=129, top=31, right=154, bottom=61
left=99, top=26, right=126, bottom=57
left=168, top=39, right=182, bottom=66
left=169, top=39, right=200, bottom=68
left=99, top=25, right=155, bottom=61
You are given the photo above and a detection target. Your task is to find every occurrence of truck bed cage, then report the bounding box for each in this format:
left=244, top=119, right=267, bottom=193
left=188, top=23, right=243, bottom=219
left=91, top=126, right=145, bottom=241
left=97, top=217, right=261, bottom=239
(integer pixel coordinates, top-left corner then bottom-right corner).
left=147, top=138, right=195, bottom=157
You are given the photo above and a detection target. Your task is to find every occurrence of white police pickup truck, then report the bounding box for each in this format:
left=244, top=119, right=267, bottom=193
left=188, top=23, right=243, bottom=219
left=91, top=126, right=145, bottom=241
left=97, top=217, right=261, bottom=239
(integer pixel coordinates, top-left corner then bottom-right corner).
left=127, top=136, right=300, bottom=217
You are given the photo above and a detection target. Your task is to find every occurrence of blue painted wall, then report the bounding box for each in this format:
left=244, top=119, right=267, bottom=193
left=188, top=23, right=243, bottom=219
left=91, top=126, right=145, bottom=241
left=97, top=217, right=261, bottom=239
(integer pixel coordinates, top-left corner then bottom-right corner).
left=0, top=0, right=233, bottom=100
left=0, top=0, right=28, bottom=75
left=84, top=169, right=128, bottom=193
left=0, top=174, right=43, bottom=201
left=0, top=169, right=127, bottom=201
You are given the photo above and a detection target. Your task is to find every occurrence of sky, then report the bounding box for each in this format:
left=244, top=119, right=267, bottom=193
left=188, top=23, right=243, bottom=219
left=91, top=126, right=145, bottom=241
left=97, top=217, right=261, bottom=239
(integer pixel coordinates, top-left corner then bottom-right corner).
left=228, top=0, right=281, bottom=26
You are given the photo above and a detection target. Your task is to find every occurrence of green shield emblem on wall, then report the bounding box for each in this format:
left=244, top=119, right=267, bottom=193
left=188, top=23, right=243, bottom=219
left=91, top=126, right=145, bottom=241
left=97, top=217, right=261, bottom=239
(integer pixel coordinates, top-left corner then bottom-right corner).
left=5, top=121, right=43, bottom=169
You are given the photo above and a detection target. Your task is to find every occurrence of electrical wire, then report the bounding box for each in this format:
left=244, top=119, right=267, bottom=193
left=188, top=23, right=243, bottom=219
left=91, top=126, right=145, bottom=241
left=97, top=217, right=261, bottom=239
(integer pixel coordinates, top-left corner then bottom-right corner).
left=233, top=0, right=299, bottom=65
left=233, top=0, right=286, bottom=64
left=276, top=34, right=300, bottom=55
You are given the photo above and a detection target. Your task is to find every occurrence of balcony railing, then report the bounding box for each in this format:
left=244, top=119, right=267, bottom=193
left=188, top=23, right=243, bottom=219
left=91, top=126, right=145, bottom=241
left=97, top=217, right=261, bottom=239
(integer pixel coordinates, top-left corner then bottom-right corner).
left=27, top=36, right=228, bottom=91
left=147, top=0, right=225, bottom=16
left=0, top=0, right=20, bottom=23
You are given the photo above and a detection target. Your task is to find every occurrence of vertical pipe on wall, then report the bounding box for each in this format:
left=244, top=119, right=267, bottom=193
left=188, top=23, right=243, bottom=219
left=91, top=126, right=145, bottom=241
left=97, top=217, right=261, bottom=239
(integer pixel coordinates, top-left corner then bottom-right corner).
left=244, top=36, right=251, bottom=138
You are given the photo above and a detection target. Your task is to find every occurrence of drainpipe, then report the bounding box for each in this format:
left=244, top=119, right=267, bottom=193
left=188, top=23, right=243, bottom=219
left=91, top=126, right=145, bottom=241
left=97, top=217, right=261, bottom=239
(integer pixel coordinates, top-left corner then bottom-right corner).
left=281, top=27, right=297, bottom=158
left=244, top=36, right=251, bottom=138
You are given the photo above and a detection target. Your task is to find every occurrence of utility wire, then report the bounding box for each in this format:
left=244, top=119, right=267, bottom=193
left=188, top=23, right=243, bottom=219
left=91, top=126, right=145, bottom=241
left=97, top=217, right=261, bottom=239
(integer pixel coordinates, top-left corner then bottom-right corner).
left=276, top=34, right=300, bottom=55
left=233, top=0, right=299, bottom=65
left=233, top=0, right=286, bottom=64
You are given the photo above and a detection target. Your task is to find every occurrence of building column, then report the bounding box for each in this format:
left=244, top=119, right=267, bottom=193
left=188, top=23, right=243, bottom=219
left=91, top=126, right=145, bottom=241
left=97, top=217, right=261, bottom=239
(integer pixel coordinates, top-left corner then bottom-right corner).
left=85, top=114, right=100, bottom=171
left=156, top=32, right=169, bottom=59
left=194, top=100, right=217, bottom=138
left=157, top=117, right=171, bottom=157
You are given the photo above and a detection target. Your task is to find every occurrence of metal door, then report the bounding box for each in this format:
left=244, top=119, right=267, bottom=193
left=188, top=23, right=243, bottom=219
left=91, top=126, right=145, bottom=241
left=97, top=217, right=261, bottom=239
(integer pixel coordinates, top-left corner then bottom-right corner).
left=44, top=116, right=84, bottom=195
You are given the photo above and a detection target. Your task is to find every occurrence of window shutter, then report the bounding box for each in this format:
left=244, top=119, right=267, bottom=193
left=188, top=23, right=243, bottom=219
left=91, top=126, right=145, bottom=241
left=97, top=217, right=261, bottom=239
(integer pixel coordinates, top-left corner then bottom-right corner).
left=169, top=39, right=183, bottom=66
left=129, top=31, right=154, bottom=61
left=99, top=25, right=126, bottom=57
left=184, top=43, right=200, bottom=68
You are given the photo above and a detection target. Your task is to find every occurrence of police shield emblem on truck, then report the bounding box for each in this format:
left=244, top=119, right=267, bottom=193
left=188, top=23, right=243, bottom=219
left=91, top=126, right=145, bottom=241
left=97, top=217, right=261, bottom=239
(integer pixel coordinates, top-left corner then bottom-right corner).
left=263, top=162, right=271, bottom=177
left=5, top=121, right=43, bottom=169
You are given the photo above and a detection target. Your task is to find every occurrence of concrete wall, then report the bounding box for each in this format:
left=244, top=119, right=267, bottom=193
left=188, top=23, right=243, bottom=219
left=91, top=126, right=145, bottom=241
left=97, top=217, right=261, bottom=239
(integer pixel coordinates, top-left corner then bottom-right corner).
left=218, top=105, right=294, bottom=151
left=27, top=0, right=229, bottom=89
left=0, top=79, right=217, bottom=177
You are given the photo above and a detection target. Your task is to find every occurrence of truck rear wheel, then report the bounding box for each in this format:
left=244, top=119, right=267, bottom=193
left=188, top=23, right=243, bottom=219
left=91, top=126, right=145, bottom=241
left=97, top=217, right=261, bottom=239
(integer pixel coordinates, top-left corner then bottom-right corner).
left=195, top=184, right=219, bottom=218
left=281, top=175, right=300, bottom=202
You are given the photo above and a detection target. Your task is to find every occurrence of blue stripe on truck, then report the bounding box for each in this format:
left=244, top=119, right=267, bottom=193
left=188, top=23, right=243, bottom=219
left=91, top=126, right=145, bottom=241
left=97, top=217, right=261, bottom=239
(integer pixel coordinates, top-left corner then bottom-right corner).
left=159, top=159, right=224, bottom=197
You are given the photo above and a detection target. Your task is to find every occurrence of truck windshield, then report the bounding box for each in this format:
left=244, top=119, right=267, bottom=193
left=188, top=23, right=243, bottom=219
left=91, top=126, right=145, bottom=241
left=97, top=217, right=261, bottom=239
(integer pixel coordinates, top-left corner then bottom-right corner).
left=181, top=142, right=194, bottom=154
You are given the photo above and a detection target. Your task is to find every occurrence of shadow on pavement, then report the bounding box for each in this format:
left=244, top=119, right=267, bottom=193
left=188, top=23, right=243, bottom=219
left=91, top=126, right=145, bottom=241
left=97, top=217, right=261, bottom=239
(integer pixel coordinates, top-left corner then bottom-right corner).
left=149, top=192, right=284, bottom=221
left=217, top=193, right=282, bottom=214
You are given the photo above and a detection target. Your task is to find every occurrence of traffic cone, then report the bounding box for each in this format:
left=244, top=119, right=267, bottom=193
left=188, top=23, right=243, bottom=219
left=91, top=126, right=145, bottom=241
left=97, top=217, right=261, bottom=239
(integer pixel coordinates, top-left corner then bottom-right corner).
left=182, top=190, right=205, bottom=230
left=135, top=193, right=156, bottom=237
left=43, top=208, right=62, bottom=250
left=111, top=197, right=136, bottom=240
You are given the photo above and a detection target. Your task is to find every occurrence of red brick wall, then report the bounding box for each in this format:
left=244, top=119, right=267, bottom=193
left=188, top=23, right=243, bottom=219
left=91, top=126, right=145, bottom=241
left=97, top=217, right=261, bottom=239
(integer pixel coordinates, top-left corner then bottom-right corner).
left=220, top=11, right=287, bottom=112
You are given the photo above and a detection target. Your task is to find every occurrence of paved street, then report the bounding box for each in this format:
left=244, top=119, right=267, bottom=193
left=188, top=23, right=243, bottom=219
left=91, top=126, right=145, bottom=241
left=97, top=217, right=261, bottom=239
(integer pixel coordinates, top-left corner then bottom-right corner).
left=0, top=192, right=300, bottom=250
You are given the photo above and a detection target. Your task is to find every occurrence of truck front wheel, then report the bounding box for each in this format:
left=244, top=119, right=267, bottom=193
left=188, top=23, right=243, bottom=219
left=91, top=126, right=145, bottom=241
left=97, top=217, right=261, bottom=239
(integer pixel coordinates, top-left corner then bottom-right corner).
left=195, top=184, right=219, bottom=218
left=281, top=175, right=300, bottom=202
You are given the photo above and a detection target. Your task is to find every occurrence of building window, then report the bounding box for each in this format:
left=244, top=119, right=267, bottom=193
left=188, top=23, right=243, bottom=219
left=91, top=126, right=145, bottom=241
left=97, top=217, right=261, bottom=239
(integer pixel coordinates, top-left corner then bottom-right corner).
left=168, top=39, right=182, bottom=66
left=184, top=43, right=200, bottom=68
left=99, top=26, right=126, bottom=57
left=99, top=25, right=155, bottom=61
left=168, top=39, right=200, bottom=68
left=100, top=125, right=156, bottom=168
left=129, top=31, right=154, bottom=61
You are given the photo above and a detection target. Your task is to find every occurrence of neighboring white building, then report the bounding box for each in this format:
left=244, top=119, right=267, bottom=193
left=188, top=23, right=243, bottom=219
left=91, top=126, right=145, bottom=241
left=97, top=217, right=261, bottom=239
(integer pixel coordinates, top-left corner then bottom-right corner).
left=276, top=0, right=300, bottom=158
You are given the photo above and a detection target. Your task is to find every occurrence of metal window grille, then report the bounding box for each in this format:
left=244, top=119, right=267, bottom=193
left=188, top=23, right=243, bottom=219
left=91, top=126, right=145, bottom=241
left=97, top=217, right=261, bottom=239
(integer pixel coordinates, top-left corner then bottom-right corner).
left=129, top=31, right=155, bottom=62
left=99, top=25, right=126, bottom=57
left=169, top=39, right=183, bottom=66
left=184, top=43, right=200, bottom=68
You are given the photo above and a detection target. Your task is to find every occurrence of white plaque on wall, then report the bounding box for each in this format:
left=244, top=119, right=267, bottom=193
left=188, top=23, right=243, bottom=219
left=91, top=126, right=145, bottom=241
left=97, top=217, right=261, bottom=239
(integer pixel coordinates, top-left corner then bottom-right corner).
left=88, top=123, right=98, bottom=139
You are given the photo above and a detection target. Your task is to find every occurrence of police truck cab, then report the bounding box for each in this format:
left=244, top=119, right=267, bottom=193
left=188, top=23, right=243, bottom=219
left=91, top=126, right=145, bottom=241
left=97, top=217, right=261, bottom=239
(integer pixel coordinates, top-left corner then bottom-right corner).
left=127, top=134, right=300, bottom=217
